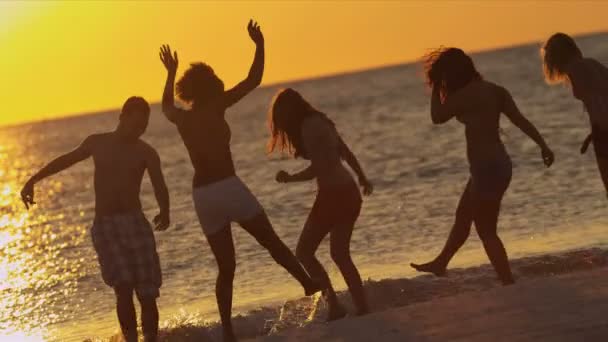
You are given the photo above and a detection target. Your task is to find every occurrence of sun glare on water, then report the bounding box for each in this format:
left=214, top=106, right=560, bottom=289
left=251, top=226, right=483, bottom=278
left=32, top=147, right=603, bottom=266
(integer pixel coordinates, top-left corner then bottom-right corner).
left=0, top=331, right=45, bottom=342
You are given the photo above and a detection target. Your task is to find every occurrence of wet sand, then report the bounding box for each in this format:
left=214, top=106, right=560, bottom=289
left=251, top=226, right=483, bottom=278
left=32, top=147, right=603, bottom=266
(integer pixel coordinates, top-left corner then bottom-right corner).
left=101, top=248, right=608, bottom=342
left=254, top=267, right=608, bottom=342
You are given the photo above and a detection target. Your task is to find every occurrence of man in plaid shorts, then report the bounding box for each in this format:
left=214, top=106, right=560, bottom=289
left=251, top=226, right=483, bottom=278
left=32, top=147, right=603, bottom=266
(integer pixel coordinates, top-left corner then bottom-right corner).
left=20, top=97, right=170, bottom=342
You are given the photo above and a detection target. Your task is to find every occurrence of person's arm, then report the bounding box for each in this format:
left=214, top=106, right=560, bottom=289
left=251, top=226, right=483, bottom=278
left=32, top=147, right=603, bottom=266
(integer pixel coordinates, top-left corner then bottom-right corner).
left=160, top=44, right=187, bottom=124
left=338, top=135, right=373, bottom=195
left=501, top=87, right=554, bottom=167
left=20, top=136, right=94, bottom=209
left=144, top=145, right=170, bottom=231
left=276, top=165, right=315, bottom=183
left=222, top=20, right=264, bottom=108
left=275, top=119, right=328, bottom=184
left=430, top=85, right=457, bottom=124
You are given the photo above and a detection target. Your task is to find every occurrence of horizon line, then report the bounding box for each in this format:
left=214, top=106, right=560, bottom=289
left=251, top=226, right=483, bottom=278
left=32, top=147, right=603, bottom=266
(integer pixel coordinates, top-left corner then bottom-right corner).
left=2, top=29, right=605, bottom=130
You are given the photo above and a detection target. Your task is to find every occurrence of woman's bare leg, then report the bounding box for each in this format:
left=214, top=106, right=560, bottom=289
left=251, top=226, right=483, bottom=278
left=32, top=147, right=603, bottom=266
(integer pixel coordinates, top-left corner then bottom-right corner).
left=472, top=184, right=514, bottom=285
left=295, top=218, right=346, bottom=321
left=330, top=222, right=369, bottom=315
left=239, top=212, right=321, bottom=295
left=411, top=180, right=474, bottom=275
left=594, top=152, right=608, bottom=198
left=206, top=227, right=237, bottom=342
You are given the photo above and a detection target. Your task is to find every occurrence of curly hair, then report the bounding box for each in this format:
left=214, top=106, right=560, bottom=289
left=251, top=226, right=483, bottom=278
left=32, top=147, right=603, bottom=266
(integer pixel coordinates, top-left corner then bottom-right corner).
left=541, top=33, right=582, bottom=84
left=423, top=47, right=481, bottom=98
left=176, top=63, right=225, bottom=104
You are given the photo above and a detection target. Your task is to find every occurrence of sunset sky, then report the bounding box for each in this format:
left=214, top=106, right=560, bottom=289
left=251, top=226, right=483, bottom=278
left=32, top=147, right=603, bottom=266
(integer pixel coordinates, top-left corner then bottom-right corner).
left=1, top=1, right=607, bottom=126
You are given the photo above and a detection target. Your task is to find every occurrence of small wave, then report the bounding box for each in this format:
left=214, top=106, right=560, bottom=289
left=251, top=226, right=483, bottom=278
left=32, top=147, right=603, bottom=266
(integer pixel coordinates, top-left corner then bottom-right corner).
left=90, top=247, right=607, bottom=342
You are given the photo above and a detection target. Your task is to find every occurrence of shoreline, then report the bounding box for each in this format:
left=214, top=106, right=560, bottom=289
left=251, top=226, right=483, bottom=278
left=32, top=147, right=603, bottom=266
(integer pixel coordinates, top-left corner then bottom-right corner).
left=95, top=247, right=608, bottom=342
left=256, top=267, right=608, bottom=342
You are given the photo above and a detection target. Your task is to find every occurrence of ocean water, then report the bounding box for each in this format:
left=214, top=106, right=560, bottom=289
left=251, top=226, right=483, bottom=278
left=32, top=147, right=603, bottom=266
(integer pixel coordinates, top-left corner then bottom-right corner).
left=1, top=32, right=608, bottom=341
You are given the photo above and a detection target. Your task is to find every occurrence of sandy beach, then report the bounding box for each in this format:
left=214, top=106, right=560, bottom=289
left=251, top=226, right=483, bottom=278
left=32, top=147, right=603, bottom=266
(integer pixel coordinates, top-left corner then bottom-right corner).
left=127, top=248, right=608, bottom=342
left=253, top=267, right=608, bottom=342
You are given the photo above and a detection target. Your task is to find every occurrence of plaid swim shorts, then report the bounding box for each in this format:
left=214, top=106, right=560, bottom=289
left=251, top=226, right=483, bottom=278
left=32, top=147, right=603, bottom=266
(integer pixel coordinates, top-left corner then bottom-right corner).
left=91, top=212, right=162, bottom=298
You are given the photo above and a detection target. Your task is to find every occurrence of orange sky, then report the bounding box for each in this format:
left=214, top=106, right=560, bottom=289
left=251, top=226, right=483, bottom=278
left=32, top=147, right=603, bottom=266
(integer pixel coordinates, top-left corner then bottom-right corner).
left=1, top=1, right=607, bottom=127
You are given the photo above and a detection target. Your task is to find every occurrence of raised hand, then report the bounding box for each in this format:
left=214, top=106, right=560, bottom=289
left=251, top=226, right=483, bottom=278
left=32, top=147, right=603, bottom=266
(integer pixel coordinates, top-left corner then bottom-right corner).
left=247, top=19, right=264, bottom=45
left=20, top=180, right=36, bottom=210
left=153, top=212, right=170, bottom=231
left=159, top=44, right=178, bottom=75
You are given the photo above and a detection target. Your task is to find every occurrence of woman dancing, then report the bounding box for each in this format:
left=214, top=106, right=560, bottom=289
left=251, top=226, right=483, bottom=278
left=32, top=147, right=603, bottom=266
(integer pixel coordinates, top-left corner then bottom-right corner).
left=159, top=21, right=319, bottom=342
left=410, top=48, right=554, bottom=285
left=542, top=32, right=608, bottom=197
left=268, top=88, right=373, bottom=320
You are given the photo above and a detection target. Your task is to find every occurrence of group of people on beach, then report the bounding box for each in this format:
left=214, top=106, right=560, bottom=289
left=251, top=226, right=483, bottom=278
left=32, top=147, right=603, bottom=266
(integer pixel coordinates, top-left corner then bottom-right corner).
left=19, top=20, right=608, bottom=342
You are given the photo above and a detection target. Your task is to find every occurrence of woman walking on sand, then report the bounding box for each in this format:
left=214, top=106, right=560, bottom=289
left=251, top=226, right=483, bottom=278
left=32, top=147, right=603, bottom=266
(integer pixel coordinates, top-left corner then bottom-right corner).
left=268, top=88, right=373, bottom=321
left=542, top=33, right=608, bottom=197
left=158, top=21, right=320, bottom=342
left=410, top=48, right=554, bottom=285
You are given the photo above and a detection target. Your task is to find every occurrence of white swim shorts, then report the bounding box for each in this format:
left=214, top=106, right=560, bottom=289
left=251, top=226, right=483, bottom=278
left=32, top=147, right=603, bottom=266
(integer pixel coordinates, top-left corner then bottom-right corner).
left=192, top=176, right=263, bottom=236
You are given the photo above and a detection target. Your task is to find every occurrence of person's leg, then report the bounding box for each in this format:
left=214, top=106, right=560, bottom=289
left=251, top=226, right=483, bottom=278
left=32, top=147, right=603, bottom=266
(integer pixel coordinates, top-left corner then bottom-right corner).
left=239, top=212, right=321, bottom=295
left=330, top=221, right=369, bottom=316
left=206, top=227, right=237, bottom=342
left=594, top=152, right=608, bottom=198
left=138, top=295, right=159, bottom=342
left=473, top=192, right=514, bottom=285
left=114, top=285, right=138, bottom=342
left=294, top=216, right=345, bottom=320
left=411, top=180, right=474, bottom=275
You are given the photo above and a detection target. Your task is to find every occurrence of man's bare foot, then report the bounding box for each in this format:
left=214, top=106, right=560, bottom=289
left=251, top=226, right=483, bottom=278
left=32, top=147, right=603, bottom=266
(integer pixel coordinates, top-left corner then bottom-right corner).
left=410, top=261, right=447, bottom=277
left=326, top=303, right=347, bottom=322
left=304, top=280, right=324, bottom=296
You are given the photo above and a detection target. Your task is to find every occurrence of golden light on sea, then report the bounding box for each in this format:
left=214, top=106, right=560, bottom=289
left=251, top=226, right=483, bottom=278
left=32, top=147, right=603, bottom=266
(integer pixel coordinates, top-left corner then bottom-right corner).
left=0, top=130, right=90, bottom=340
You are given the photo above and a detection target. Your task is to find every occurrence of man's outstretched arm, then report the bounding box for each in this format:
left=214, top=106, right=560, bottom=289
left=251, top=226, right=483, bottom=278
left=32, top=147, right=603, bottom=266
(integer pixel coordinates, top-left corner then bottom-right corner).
left=21, top=136, right=94, bottom=209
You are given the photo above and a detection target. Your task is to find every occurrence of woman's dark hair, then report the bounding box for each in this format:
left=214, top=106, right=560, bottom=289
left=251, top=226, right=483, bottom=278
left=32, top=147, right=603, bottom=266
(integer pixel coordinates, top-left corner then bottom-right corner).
left=541, top=33, right=582, bottom=84
left=267, top=88, right=333, bottom=158
left=423, top=47, right=482, bottom=98
left=176, top=62, right=225, bottom=104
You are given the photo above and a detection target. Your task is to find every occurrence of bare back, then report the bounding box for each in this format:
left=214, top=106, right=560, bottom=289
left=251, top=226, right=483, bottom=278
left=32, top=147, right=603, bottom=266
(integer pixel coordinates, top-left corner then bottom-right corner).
left=172, top=102, right=235, bottom=187
left=568, top=58, right=608, bottom=128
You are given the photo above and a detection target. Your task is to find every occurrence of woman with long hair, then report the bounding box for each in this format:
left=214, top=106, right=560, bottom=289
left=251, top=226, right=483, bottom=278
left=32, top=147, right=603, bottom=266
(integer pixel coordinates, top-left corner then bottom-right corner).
left=542, top=32, right=608, bottom=196
left=268, top=88, right=373, bottom=321
left=159, top=21, right=320, bottom=342
left=410, top=48, right=554, bottom=285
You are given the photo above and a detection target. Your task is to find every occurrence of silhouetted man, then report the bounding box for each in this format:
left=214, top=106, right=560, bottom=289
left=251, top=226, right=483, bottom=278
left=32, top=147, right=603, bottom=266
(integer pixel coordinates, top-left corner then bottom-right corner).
left=20, top=97, right=170, bottom=342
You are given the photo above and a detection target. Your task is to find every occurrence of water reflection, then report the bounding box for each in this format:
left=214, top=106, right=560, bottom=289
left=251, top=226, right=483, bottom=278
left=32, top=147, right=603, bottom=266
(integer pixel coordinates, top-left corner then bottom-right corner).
left=0, top=331, right=45, bottom=342
left=0, top=131, right=90, bottom=341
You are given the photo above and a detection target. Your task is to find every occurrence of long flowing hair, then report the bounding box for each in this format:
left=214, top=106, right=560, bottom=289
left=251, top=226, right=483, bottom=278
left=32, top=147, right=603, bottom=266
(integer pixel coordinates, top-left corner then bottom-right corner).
left=267, top=88, right=333, bottom=158
left=423, top=47, right=482, bottom=99
left=541, top=33, right=582, bottom=84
